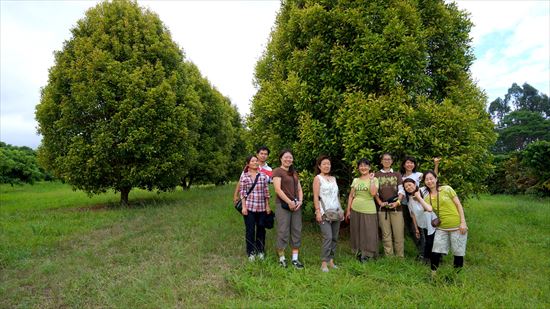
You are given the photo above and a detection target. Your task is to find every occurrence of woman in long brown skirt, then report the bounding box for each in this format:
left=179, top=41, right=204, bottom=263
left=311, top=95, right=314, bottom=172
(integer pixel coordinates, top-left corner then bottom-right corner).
left=345, top=158, right=379, bottom=262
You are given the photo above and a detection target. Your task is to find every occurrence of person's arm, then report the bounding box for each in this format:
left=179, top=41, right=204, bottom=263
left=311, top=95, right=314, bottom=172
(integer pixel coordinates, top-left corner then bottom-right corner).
left=294, top=173, right=304, bottom=211
left=375, top=194, right=384, bottom=206
left=391, top=174, right=404, bottom=209
left=434, top=157, right=440, bottom=175
left=273, top=177, right=294, bottom=206
left=298, top=178, right=304, bottom=202
left=453, top=195, right=468, bottom=234
left=313, top=176, right=322, bottom=223
left=264, top=177, right=271, bottom=214
left=369, top=174, right=378, bottom=196
left=233, top=181, right=240, bottom=203
left=345, top=187, right=355, bottom=221
left=240, top=176, right=248, bottom=216
left=411, top=213, right=420, bottom=239
left=414, top=191, right=433, bottom=212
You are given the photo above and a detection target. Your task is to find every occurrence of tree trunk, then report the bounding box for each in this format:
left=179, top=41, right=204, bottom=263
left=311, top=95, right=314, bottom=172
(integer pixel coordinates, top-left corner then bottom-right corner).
left=120, top=187, right=131, bottom=206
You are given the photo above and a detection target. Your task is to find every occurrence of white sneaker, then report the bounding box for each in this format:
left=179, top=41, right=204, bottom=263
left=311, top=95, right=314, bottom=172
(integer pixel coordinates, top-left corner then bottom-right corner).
left=321, top=266, right=329, bottom=273
left=248, top=254, right=256, bottom=262
left=257, top=253, right=265, bottom=260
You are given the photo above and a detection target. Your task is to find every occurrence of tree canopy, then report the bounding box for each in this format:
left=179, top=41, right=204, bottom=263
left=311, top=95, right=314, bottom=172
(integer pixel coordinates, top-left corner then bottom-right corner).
left=489, top=82, right=549, bottom=124
left=180, top=62, right=246, bottom=188
left=35, top=0, right=244, bottom=204
left=489, top=82, right=550, bottom=153
left=249, top=0, right=496, bottom=198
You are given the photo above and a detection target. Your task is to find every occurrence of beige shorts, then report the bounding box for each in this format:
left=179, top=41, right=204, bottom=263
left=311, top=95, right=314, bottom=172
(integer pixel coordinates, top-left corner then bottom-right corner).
left=432, top=229, right=468, bottom=256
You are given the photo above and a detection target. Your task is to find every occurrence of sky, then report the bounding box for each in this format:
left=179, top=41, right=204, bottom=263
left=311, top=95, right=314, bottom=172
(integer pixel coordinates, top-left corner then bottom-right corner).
left=1, top=1, right=549, bottom=149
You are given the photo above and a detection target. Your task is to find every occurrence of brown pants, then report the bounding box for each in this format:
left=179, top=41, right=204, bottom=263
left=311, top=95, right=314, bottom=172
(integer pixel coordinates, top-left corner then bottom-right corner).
left=378, top=210, right=404, bottom=257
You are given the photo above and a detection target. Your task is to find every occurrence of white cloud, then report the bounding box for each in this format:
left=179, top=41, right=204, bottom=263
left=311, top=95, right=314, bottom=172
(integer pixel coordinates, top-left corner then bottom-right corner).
left=144, top=1, right=279, bottom=114
left=0, top=114, right=41, bottom=147
left=502, top=13, right=549, bottom=58
left=456, top=0, right=550, bottom=101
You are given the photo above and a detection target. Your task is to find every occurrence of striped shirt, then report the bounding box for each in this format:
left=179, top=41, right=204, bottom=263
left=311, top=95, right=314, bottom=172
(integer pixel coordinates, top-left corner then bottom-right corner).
left=239, top=172, right=270, bottom=212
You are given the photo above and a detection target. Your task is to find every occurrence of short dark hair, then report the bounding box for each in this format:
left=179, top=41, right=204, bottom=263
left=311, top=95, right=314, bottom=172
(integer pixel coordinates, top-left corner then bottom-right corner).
left=400, top=156, right=418, bottom=174
left=256, top=146, right=270, bottom=155
left=379, top=153, right=393, bottom=169
left=380, top=152, right=393, bottom=161
left=357, top=158, right=371, bottom=168
left=315, top=155, right=331, bottom=175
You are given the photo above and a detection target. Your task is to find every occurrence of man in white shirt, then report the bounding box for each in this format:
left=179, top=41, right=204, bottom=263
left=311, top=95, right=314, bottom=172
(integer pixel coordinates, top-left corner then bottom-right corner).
left=233, top=146, right=272, bottom=203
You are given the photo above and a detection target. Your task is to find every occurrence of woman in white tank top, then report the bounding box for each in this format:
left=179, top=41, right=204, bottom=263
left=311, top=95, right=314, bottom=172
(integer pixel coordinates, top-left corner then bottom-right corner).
left=313, top=156, right=343, bottom=272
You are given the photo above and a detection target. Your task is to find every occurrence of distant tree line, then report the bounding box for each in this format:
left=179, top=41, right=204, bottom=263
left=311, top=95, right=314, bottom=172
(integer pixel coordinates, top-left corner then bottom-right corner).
left=35, top=0, right=246, bottom=204
left=487, top=83, right=550, bottom=196
left=0, top=142, right=53, bottom=185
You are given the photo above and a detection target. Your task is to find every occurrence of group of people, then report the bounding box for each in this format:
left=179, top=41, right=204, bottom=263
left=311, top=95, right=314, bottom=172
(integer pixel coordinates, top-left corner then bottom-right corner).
left=233, top=147, right=468, bottom=274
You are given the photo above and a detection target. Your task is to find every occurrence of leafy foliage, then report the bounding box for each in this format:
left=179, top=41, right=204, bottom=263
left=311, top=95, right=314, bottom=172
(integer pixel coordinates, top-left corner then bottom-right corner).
left=35, top=0, right=243, bottom=204
left=489, top=82, right=550, bottom=122
left=485, top=83, right=549, bottom=196
left=249, top=0, right=495, bottom=199
left=0, top=142, right=52, bottom=185
left=486, top=141, right=550, bottom=196
left=495, top=111, right=550, bottom=152
left=489, top=83, right=550, bottom=153
left=180, top=63, right=246, bottom=188
left=521, top=140, right=550, bottom=195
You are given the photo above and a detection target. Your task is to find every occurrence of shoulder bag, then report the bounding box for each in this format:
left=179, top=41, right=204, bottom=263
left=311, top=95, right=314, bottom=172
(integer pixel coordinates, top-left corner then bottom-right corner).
left=234, top=173, right=261, bottom=214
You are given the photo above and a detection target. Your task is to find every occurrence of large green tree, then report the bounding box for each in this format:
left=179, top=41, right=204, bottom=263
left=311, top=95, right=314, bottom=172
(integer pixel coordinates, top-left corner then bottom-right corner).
left=249, top=0, right=496, bottom=198
left=35, top=0, right=201, bottom=204
left=180, top=62, right=246, bottom=188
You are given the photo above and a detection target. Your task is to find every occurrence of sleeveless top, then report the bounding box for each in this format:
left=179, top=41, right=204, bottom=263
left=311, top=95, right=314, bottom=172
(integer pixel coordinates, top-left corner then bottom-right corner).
left=317, top=175, right=341, bottom=215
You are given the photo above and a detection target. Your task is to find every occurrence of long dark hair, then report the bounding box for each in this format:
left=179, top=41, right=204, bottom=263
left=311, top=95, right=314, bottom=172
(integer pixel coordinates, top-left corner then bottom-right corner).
left=243, top=155, right=257, bottom=173
left=423, top=170, right=440, bottom=193
left=315, top=155, right=331, bottom=175
left=278, top=149, right=295, bottom=176
left=400, top=156, right=418, bottom=175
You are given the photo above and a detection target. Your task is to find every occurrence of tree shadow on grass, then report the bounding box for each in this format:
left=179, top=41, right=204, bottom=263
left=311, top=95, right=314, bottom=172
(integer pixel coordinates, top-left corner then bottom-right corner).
left=50, top=195, right=184, bottom=212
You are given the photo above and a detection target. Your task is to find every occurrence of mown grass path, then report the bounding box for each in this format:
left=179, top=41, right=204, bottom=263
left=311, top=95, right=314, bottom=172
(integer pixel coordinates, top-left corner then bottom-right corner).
left=1, top=182, right=549, bottom=307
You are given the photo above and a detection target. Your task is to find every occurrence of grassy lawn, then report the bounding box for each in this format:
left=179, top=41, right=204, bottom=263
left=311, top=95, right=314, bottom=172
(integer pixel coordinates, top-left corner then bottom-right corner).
left=1, top=182, right=549, bottom=308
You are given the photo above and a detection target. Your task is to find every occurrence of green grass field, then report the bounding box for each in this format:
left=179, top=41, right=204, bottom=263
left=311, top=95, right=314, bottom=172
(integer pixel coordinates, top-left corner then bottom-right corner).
left=1, top=182, right=549, bottom=308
